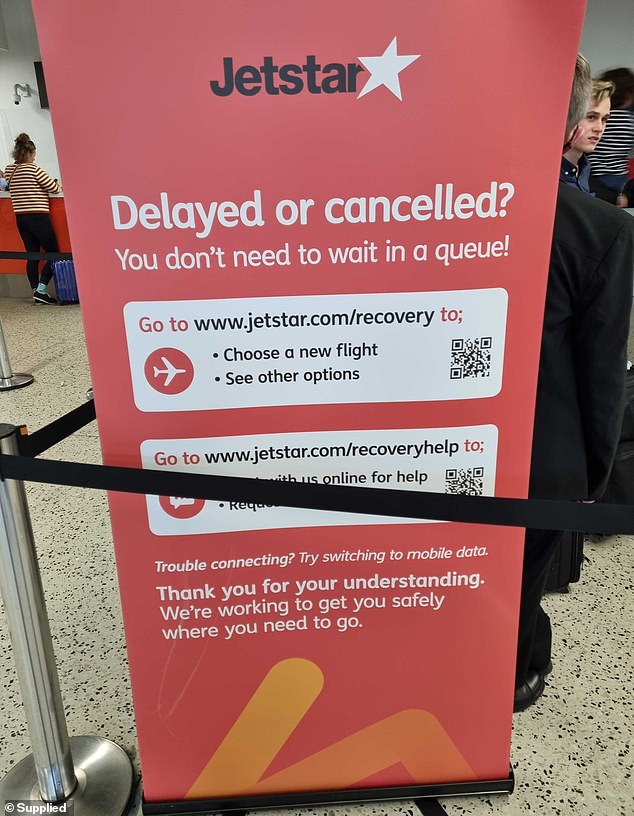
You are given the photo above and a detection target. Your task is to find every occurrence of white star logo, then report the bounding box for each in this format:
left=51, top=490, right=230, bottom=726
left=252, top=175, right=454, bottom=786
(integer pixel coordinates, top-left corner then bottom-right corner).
left=357, top=37, right=420, bottom=101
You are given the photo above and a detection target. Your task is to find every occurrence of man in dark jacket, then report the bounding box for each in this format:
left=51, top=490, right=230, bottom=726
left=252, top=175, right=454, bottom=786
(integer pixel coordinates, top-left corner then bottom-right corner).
left=515, top=55, right=634, bottom=711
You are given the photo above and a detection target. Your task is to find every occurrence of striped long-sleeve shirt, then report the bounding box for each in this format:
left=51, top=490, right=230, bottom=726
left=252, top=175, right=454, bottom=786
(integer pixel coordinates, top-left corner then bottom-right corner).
left=3, top=162, right=61, bottom=214
left=588, top=109, right=634, bottom=177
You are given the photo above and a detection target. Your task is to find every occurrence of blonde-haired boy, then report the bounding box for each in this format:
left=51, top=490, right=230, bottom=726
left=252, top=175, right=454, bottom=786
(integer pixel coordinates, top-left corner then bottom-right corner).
left=560, top=80, right=615, bottom=194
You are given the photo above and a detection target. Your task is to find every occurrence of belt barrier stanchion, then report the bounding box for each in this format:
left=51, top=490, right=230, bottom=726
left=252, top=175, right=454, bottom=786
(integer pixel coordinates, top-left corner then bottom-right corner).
left=0, top=319, right=33, bottom=391
left=0, top=248, right=74, bottom=392
left=0, top=424, right=133, bottom=815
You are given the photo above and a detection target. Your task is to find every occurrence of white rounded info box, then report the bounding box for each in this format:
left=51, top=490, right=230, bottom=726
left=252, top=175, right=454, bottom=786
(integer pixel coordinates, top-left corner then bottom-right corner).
left=124, top=289, right=507, bottom=412
left=142, top=425, right=498, bottom=535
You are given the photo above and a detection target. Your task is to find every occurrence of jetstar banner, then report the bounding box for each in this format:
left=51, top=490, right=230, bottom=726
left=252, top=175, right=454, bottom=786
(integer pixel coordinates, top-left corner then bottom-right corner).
left=33, top=0, right=585, bottom=809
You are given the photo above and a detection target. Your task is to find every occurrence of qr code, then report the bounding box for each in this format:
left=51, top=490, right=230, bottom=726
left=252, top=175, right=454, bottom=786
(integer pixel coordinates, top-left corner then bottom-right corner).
left=450, top=337, right=492, bottom=379
left=445, top=467, right=484, bottom=495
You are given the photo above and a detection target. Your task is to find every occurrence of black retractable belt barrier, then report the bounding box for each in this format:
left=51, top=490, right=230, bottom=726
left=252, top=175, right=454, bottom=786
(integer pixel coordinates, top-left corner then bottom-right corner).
left=5, top=399, right=634, bottom=536
left=0, top=250, right=73, bottom=261
left=18, top=398, right=96, bottom=457
left=416, top=800, right=449, bottom=816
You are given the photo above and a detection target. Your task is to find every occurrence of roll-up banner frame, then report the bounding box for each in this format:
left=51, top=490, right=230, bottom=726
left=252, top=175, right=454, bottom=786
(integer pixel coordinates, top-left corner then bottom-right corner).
left=32, top=1, right=586, bottom=811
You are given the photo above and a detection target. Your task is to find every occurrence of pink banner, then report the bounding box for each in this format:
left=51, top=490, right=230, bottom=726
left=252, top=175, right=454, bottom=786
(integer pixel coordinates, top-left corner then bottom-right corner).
left=33, top=0, right=585, bottom=807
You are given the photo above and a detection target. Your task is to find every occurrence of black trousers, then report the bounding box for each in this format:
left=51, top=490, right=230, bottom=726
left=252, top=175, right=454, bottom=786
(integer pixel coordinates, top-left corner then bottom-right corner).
left=515, top=528, right=563, bottom=687
left=15, top=212, right=59, bottom=289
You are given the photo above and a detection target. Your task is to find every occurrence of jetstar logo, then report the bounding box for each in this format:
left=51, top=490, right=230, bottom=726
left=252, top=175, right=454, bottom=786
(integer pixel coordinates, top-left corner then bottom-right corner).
left=209, top=37, right=420, bottom=101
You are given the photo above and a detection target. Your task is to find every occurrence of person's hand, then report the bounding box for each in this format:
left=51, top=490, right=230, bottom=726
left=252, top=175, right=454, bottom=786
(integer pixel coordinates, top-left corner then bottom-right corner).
left=563, top=125, right=586, bottom=151
left=616, top=193, right=628, bottom=208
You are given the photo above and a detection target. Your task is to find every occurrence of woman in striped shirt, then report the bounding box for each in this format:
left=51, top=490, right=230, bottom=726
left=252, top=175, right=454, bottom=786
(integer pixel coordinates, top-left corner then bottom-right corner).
left=4, top=133, right=61, bottom=304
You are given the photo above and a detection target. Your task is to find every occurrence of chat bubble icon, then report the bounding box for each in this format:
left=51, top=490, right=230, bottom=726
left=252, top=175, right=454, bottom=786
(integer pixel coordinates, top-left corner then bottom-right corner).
left=158, top=495, right=206, bottom=520
left=170, top=496, right=195, bottom=509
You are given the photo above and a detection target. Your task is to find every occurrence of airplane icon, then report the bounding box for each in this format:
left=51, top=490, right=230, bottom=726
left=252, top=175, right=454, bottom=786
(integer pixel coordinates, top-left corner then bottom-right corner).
left=153, top=356, right=187, bottom=386
left=144, top=347, right=195, bottom=395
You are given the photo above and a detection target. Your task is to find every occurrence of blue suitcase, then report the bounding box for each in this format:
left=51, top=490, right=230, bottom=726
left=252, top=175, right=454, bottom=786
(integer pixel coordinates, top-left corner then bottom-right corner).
left=52, top=260, right=79, bottom=304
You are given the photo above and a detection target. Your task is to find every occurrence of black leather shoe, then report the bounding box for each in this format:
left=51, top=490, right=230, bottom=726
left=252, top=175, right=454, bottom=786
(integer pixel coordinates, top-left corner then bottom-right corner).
left=513, top=670, right=545, bottom=712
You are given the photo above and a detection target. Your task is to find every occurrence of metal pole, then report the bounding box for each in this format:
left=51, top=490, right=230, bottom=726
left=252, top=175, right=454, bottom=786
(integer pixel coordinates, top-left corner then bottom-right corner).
left=0, top=424, right=134, bottom=814
left=0, top=424, right=75, bottom=800
left=0, top=317, right=34, bottom=390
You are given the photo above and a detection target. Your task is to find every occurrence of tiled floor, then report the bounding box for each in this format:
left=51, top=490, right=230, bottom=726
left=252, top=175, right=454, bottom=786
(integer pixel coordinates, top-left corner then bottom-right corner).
left=0, top=297, right=632, bottom=816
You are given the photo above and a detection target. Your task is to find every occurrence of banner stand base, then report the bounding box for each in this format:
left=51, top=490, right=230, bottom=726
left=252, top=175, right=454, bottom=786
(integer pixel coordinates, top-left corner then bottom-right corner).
left=0, top=736, right=134, bottom=816
left=142, top=770, right=514, bottom=815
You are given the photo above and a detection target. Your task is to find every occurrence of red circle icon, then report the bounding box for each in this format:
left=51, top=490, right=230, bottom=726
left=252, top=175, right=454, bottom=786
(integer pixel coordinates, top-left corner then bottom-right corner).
left=144, top=348, right=194, bottom=395
left=159, top=495, right=206, bottom=519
